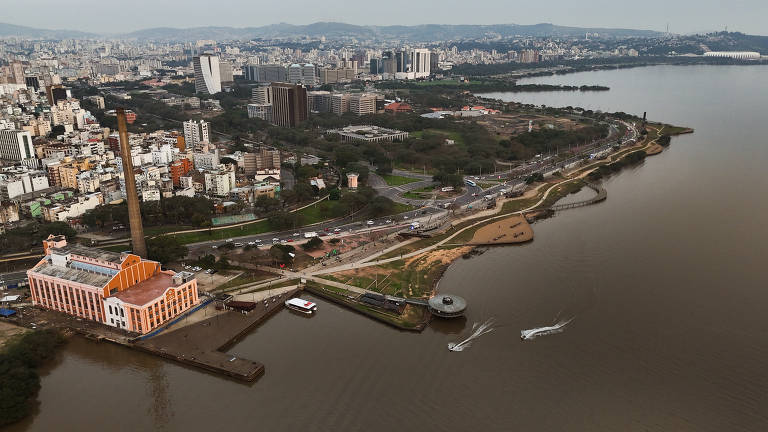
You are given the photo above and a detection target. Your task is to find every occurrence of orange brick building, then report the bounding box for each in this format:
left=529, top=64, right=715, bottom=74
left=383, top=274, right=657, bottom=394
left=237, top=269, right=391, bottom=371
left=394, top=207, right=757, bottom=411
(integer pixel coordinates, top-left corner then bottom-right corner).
left=169, top=158, right=193, bottom=187
left=27, top=235, right=199, bottom=334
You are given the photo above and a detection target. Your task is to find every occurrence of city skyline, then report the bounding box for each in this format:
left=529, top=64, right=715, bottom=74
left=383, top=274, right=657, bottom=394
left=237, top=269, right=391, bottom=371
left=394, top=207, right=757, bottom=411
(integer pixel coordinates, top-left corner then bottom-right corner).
left=2, top=0, right=768, bottom=36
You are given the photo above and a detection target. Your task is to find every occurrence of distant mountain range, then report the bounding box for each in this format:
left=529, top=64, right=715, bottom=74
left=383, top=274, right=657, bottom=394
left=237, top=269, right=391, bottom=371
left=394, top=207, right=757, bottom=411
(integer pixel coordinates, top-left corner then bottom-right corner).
left=0, top=21, right=662, bottom=41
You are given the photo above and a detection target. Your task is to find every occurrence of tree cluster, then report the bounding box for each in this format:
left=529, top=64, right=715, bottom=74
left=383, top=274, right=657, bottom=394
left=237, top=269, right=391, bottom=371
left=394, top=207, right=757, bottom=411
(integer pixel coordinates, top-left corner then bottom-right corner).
left=0, top=330, right=65, bottom=427
left=0, top=222, right=76, bottom=254
left=81, top=196, right=214, bottom=229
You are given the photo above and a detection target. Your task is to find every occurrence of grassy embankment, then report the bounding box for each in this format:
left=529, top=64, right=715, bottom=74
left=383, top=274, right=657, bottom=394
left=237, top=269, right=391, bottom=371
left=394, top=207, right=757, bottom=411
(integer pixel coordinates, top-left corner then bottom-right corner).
left=304, top=282, right=428, bottom=330
left=212, top=270, right=276, bottom=292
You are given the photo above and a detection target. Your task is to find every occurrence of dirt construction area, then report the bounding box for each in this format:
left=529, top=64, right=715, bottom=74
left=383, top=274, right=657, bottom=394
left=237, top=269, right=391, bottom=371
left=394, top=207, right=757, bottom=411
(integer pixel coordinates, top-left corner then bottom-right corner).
left=0, top=320, right=28, bottom=347
left=468, top=214, right=533, bottom=245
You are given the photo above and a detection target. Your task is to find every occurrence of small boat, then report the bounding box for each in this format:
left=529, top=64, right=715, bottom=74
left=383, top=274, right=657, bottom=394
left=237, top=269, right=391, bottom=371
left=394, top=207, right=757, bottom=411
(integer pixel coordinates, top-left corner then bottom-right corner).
left=285, top=298, right=318, bottom=314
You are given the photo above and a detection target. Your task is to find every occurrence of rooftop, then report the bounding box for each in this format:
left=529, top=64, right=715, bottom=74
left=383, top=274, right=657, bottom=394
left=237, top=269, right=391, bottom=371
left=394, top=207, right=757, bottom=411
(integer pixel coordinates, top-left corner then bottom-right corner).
left=50, top=244, right=124, bottom=264
left=31, top=260, right=112, bottom=288
left=113, top=272, right=175, bottom=307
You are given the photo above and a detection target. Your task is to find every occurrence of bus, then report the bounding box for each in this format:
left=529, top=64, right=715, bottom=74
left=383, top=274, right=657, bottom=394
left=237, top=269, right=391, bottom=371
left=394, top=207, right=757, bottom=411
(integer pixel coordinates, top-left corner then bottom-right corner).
left=465, top=179, right=477, bottom=187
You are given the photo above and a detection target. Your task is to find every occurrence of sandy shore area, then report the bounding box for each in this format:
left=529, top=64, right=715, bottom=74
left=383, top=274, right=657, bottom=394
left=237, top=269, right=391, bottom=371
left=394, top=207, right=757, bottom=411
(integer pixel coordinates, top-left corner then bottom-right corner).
left=468, top=214, right=534, bottom=245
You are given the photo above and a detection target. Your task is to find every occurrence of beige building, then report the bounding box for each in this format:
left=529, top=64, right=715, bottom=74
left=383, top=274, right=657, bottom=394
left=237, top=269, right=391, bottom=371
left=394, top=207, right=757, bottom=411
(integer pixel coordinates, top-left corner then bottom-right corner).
left=59, top=165, right=80, bottom=189
left=349, top=93, right=378, bottom=116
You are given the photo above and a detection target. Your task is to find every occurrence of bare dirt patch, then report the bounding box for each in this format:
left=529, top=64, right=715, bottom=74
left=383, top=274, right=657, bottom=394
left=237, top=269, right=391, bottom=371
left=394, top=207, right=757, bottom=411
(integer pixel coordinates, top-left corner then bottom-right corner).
left=469, top=214, right=533, bottom=245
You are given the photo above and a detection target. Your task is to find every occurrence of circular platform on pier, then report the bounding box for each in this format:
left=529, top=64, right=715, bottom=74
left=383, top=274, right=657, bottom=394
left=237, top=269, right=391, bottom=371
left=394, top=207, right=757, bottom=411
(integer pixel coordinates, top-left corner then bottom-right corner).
left=428, top=294, right=467, bottom=318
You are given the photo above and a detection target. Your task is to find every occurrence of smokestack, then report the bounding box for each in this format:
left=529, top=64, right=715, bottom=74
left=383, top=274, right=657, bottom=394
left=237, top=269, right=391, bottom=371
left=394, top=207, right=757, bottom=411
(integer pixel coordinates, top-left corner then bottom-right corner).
left=117, top=108, right=148, bottom=258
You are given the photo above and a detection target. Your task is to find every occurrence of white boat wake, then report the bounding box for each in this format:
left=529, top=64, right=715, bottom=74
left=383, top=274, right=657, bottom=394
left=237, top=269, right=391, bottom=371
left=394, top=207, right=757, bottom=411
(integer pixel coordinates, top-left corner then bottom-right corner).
left=520, top=317, right=574, bottom=341
left=448, top=318, right=496, bottom=352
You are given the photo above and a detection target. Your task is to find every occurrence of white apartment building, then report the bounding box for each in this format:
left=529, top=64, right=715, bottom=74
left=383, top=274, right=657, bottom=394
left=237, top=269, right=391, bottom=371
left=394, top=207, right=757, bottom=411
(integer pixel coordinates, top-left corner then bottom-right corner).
left=204, top=170, right=236, bottom=197
left=0, top=129, right=36, bottom=167
left=193, top=149, right=220, bottom=170
left=183, top=120, right=210, bottom=148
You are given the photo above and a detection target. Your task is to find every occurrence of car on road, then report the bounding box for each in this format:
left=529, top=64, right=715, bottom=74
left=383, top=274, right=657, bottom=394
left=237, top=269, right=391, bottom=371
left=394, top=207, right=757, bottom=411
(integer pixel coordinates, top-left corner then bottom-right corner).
left=184, top=265, right=191, bottom=270
left=385, top=219, right=392, bottom=224
left=193, top=266, right=201, bottom=272
left=211, top=245, right=218, bottom=249
left=248, top=241, right=256, bottom=246
left=333, top=228, right=342, bottom=233
left=292, top=232, right=300, bottom=237
left=287, top=239, right=294, bottom=242
left=324, top=227, right=330, bottom=232
left=272, top=238, right=280, bottom=244
left=403, top=216, right=409, bottom=220
left=366, top=220, right=374, bottom=226
left=234, top=243, right=244, bottom=247
left=226, top=238, right=233, bottom=242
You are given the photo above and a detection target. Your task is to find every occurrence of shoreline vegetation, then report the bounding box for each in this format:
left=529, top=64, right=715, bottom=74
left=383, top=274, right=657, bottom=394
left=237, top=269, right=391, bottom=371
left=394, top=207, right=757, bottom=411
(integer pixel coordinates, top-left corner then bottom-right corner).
left=0, top=329, right=66, bottom=427
left=450, top=56, right=768, bottom=80
left=377, top=79, right=610, bottom=93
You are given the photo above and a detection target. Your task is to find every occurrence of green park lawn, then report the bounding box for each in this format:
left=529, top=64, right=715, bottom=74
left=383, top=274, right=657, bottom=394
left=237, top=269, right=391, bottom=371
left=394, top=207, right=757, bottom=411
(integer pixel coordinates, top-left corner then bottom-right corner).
left=380, top=174, right=421, bottom=186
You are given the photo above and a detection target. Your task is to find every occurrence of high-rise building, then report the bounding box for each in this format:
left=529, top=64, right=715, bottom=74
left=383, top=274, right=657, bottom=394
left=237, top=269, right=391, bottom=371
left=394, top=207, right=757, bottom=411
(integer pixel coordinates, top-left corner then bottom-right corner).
left=330, top=93, right=349, bottom=115
left=348, top=93, right=378, bottom=116
left=519, top=49, right=540, bottom=64
left=219, top=61, right=234, bottom=83
left=243, top=148, right=281, bottom=175
left=288, top=64, right=317, bottom=86
left=270, top=83, right=308, bottom=128
left=183, top=120, right=210, bottom=148
left=251, top=86, right=272, bottom=104
left=430, top=51, right=439, bottom=72
left=369, top=58, right=381, bottom=75
left=10, top=61, right=24, bottom=85
left=27, top=235, right=199, bottom=335
left=193, top=54, right=222, bottom=94
left=411, top=49, right=431, bottom=78
left=381, top=51, right=396, bottom=74
left=307, top=91, right=331, bottom=113
left=395, top=51, right=408, bottom=73
left=244, top=64, right=287, bottom=83
left=0, top=129, right=36, bottom=167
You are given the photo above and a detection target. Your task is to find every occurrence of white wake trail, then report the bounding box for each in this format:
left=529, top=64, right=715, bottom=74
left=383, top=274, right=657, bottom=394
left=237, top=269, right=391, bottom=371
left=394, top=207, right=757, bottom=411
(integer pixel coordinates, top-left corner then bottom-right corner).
left=448, top=318, right=496, bottom=352
left=520, top=317, right=574, bottom=341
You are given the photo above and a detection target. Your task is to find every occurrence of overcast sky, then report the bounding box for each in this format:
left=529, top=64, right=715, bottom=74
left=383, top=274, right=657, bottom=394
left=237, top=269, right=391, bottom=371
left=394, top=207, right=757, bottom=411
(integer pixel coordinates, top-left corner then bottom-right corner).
left=4, top=0, right=767, bottom=35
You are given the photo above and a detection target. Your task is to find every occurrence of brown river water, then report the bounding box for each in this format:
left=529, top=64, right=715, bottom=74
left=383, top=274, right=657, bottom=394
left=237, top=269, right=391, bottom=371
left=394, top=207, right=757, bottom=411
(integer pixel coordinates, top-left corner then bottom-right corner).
left=11, top=65, right=768, bottom=431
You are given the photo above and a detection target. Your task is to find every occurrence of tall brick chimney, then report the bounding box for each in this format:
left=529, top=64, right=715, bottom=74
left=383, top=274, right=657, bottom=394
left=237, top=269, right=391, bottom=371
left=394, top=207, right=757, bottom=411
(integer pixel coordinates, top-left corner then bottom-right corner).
left=117, top=108, right=147, bottom=258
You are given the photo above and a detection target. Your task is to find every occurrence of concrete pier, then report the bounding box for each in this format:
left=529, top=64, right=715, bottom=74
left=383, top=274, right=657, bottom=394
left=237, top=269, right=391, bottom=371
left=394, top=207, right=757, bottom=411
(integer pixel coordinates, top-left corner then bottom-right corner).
left=134, top=288, right=301, bottom=381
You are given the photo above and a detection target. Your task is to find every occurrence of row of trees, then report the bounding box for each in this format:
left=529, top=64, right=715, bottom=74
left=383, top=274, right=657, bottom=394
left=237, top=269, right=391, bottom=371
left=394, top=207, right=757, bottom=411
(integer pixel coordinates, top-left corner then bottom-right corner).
left=81, top=196, right=214, bottom=229
left=0, top=221, right=76, bottom=254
